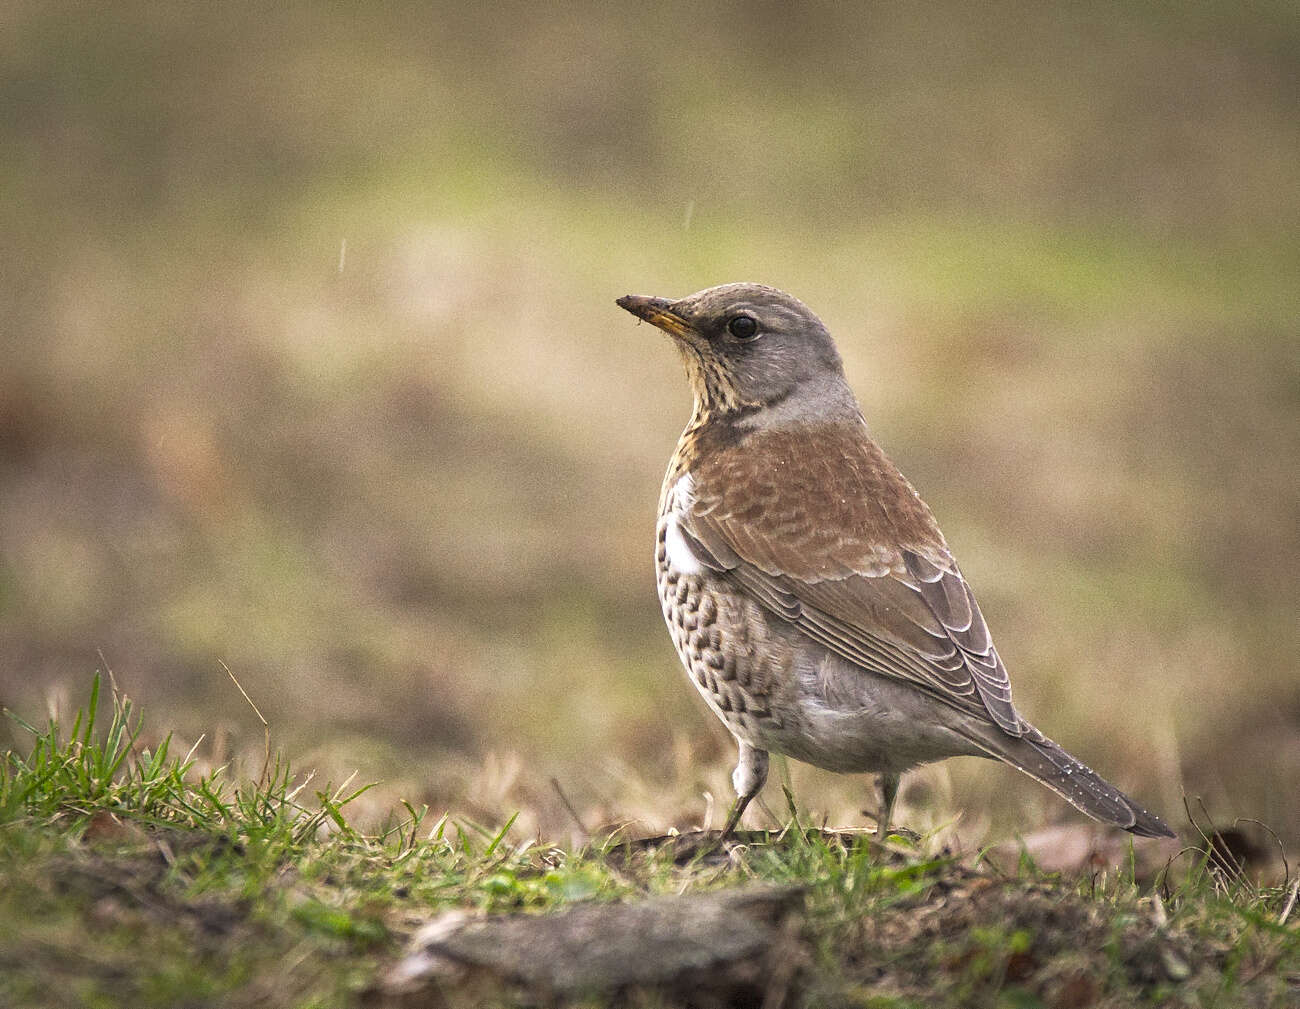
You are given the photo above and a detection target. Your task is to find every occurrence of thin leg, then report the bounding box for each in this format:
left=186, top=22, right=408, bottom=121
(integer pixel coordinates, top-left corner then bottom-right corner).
left=720, top=742, right=769, bottom=840
left=878, top=771, right=901, bottom=839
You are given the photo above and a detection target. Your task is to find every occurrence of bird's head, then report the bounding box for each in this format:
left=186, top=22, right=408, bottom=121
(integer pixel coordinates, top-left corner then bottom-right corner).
left=617, top=283, right=858, bottom=425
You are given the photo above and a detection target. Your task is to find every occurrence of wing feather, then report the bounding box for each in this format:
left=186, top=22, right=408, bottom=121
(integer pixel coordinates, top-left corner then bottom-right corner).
left=685, top=423, right=1025, bottom=737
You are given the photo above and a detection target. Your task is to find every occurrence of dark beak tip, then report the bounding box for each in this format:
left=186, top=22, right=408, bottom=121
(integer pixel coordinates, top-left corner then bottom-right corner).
left=616, top=293, right=674, bottom=323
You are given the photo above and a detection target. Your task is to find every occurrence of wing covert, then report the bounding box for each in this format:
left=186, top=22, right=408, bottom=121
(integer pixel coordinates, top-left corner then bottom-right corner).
left=682, top=423, right=1025, bottom=737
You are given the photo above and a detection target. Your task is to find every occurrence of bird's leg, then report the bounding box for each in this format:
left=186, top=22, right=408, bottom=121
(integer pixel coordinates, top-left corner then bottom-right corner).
left=877, top=771, right=901, bottom=840
left=719, top=742, right=769, bottom=840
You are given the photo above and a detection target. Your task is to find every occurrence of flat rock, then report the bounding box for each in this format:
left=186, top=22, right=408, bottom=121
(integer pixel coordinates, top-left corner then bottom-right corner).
left=370, top=883, right=806, bottom=1008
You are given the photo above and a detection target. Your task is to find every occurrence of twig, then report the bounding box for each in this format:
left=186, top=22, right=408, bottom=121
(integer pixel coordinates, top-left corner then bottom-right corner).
left=96, top=648, right=120, bottom=697
left=1235, top=817, right=1290, bottom=888
left=1279, top=877, right=1299, bottom=928
left=219, top=660, right=271, bottom=785
left=549, top=776, right=589, bottom=837
left=1182, top=792, right=1250, bottom=892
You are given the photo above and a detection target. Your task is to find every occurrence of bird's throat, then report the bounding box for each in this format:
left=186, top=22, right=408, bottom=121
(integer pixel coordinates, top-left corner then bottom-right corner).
left=678, top=344, right=752, bottom=418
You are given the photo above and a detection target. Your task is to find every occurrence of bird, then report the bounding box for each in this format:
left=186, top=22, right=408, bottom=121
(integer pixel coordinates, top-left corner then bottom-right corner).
left=616, top=282, right=1175, bottom=840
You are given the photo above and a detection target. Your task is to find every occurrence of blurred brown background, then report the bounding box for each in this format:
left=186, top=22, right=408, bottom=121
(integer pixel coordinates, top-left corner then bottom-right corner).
left=2, top=1, right=1296, bottom=846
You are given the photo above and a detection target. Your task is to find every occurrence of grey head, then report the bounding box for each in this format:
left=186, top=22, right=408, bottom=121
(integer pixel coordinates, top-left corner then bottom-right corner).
left=617, top=283, right=860, bottom=426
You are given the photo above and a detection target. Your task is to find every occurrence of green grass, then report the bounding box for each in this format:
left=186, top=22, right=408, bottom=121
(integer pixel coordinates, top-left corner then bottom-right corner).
left=2, top=676, right=1296, bottom=1008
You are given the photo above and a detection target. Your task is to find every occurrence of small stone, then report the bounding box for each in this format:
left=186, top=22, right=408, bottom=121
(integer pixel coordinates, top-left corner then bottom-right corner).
left=371, top=884, right=806, bottom=1007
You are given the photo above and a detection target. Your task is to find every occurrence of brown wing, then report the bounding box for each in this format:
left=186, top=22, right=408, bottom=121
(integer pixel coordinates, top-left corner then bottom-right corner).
left=682, top=421, right=1024, bottom=737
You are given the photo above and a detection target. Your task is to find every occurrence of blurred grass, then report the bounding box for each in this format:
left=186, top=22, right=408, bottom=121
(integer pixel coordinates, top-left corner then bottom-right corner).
left=3, top=677, right=1296, bottom=1007
left=1, top=0, right=1297, bottom=845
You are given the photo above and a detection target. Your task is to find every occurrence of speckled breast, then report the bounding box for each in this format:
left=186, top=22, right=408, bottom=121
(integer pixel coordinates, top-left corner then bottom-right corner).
left=655, top=475, right=786, bottom=745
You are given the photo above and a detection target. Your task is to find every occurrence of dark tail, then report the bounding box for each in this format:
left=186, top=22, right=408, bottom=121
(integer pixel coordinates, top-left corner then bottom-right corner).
left=972, top=726, right=1176, bottom=838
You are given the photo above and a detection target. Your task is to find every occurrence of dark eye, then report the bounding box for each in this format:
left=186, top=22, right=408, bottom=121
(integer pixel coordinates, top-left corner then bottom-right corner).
left=727, top=314, right=758, bottom=340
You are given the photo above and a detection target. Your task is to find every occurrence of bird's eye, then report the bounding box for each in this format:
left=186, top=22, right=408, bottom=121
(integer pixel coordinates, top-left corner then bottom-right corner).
left=727, top=315, right=759, bottom=340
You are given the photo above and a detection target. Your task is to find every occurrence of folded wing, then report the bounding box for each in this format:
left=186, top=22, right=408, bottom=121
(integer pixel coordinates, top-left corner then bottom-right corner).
left=683, top=421, right=1025, bottom=737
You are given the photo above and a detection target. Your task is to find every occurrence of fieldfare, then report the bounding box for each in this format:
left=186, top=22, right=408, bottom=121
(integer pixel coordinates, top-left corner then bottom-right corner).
left=617, top=283, right=1174, bottom=839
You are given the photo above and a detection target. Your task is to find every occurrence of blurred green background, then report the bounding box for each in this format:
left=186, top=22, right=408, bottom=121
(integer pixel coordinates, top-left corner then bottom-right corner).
left=2, top=1, right=1296, bottom=846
